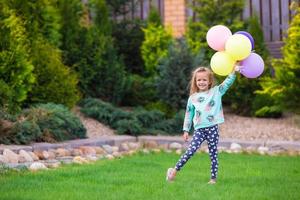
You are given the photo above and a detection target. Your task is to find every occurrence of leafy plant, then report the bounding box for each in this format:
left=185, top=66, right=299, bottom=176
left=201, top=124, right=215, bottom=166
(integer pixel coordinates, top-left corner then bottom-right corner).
left=141, top=8, right=173, bottom=76
left=258, top=8, right=300, bottom=114
left=2, top=103, right=86, bottom=144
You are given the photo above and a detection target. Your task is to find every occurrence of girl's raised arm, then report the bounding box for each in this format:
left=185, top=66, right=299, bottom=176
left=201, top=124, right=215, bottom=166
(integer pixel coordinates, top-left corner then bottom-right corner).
left=218, top=72, right=236, bottom=96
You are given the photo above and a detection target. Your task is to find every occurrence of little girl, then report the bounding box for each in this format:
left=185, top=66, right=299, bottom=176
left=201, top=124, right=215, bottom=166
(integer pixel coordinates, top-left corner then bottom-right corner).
left=166, top=66, right=237, bottom=184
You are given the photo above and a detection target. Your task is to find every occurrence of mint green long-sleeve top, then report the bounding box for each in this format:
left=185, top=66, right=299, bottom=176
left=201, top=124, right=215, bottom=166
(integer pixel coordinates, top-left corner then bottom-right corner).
left=183, top=73, right=236, bottom=133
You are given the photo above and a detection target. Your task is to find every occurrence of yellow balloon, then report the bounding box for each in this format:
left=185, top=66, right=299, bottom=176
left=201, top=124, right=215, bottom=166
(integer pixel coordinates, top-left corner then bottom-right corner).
left=210, top=52, right=235, bottom=76
left=225, top=34, right=251, bottom=60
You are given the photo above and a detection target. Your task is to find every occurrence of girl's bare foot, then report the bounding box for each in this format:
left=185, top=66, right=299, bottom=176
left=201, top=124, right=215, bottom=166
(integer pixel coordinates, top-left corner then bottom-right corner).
left=208, top=179, right=216, bottom=184
left=166, top=168, right=177, bottom=181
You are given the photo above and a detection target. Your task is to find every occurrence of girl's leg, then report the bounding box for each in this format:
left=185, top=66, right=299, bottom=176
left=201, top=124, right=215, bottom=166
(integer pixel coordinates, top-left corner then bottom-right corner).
left=206, top=125, right=219, bottom=180
left=175, top=129, right=206, bottom=171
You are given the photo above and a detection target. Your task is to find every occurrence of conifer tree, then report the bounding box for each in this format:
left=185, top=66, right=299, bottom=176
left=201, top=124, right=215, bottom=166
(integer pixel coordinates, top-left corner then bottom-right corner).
left=141, top=7, right=173, bottom=76
left=156, top=39, right=197, bottom=110
left=0, top=5, right=34, bottom=112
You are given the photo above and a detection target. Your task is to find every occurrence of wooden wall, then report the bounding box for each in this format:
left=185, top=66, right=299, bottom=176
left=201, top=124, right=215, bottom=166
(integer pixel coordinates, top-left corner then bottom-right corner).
left=117, top=0, right=299, bottom=42
left=112, top=0, right=300, bottom=57
left=242, top=0, right=300, bottom=42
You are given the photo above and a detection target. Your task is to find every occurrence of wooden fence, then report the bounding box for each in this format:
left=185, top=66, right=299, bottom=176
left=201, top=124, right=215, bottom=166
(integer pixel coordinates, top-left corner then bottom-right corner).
left=242, top=0, right=299, bottom=42
left=113, top=0, right=300, bottom=57
left=116, top=0, right=299, bottom=41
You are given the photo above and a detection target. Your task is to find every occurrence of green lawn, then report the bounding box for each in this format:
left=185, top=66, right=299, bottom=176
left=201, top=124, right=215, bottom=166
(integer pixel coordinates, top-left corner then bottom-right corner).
left=0, top=152, right=299, bottom=200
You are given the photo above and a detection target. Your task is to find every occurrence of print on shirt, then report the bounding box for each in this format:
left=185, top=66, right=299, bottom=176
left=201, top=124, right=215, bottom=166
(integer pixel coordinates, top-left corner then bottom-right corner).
left=205, top=100, right=215, bottom=112
left=207, top=115, right=214, bottom=122
left=195, top=111, right=201, bottom=123
left=198, top=96, right=205, bottom=103
left=219, top=85, right=224, bottom=93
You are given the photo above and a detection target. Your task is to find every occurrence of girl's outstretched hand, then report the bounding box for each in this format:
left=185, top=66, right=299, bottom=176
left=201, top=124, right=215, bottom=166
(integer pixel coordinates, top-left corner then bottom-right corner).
left=234, top=63, right=241, bottom=72
left=183, top=132, right=189, bottom=142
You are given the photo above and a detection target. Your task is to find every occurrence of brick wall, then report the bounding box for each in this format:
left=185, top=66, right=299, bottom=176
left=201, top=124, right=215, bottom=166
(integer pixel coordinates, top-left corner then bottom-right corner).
left=163, top=0, right=186, bottom=37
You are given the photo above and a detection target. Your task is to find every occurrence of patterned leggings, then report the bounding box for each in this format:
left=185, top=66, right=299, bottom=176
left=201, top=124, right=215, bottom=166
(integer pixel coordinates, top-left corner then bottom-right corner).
left=175, top=125, right=219, bottom=179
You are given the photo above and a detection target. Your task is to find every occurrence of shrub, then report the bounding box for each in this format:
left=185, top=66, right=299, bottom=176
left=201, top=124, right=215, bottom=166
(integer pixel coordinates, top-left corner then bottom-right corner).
left=254, top=106, right=282, bottom=118
left=122, top=74, right=157, bottom=106
left=3, top=103, right=87, bottom=144
left=80, top=98, right=116, bottom=124
left=34, top=103, right=86, bottom=141
left=0, top=5, right=35, bottom=112
left=115, top=119, right=143, bottom=136
left=258, top=8, right=300, bottom=114
left=80, top=98, right=185, bottom=136
left=141, top=9, right=173, bottom=76
left=26, top=40, right=81, bottom=108
left=225, top=14, right=272, bottom=116
left=11, top=121, right=42, bottom=144
left=58, top=0, right=128, bottom=105
left=144, top=101, right=176, bottom=118
left=112, top=19, right=146, bottom=75
left=156, top=39, right=196, bottom=110
left=133, top=108, right=166, bottom=128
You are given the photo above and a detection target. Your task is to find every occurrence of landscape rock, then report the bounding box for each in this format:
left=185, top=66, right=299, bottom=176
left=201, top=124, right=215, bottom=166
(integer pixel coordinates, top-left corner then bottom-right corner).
left=120, top=143, right=129, bottom=151
left=230, top=143, right=242, bottom=153
left=29, top=162, right=47, bottom=171
left=3, top=149, right=19, bottom=163
left=258, top=146, right=269, bottom=155
left=144, top=141, right=158, bottom=149
left=79, top=146, right=96, bottom=156
left=169, top=142, right=182, bottom=150
left=73, top=156, right=88, bottom=164
left=102, top=145, right=113, bottom=154
left=0, top=155, right=8, bottom=164
left=28, top=152, right=39, bottom=161
left=128, top=142, right=140, bottom=150
left=105, top=154, right=114, bottom=160
left=71, top=149, right=83, bottom=156
left=55, top=148, right=71, bottom=157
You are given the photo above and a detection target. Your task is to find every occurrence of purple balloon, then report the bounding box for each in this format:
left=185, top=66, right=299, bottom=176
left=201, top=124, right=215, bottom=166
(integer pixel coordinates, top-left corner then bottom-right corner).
left=235, top=31, right=255, bottom=50
left=240, top=53, right=264, bottom=78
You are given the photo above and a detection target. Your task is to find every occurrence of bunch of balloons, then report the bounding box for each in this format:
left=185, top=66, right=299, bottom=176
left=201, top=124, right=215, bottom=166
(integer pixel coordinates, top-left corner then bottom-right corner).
left=206, top=25, right=264, bottom=78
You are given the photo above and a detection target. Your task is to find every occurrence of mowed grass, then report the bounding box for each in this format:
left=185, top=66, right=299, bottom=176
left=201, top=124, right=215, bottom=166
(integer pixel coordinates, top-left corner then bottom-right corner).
left=0, top=152, right=299, bottom=200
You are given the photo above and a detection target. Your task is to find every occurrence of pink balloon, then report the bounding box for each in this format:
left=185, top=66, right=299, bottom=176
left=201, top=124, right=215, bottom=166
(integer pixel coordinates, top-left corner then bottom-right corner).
left=206, top=25, right=232, bottom=51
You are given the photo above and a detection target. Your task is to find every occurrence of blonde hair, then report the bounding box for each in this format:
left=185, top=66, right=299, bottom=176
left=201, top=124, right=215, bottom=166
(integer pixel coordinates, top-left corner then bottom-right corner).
left=189, top=67, right=215, bottom=95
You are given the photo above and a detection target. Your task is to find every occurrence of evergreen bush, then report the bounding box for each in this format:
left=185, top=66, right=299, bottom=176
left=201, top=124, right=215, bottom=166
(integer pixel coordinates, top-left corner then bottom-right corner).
left=0, top=5, right=35, bottom=112
left=115, top=119, right=143, bottom=136
left=112, top=19, right=146, bottom=75
left=3, top=103, right=87, bottom=144
left=26, top=40, right=80, bottom=108
left=254, top=105, right=282, bottom=118
left=11, top=121, right=42, bottom=144
left=122, top=74, right=157, bottom=106
left=225, top=15, right=272, bottom=116
left=156, top=39, right=196, bottom=110
left=35, top=103, right=86, bottom=141
left=141, top=7, right=173, bottom=76
left=58, top=0, right=128, bottom=105
left=258, top=8, right=300, bottom=114
left=80, top=98, right=184, bottom=136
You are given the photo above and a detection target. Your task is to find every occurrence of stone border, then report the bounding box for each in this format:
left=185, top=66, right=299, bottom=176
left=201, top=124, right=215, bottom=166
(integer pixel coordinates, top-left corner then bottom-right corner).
left=1, top=135, right=299, bottom=171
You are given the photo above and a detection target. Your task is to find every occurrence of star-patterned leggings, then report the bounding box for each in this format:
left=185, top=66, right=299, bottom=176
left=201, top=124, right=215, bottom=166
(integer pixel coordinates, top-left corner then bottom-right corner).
left=175, top=125, right=219, bottom=179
